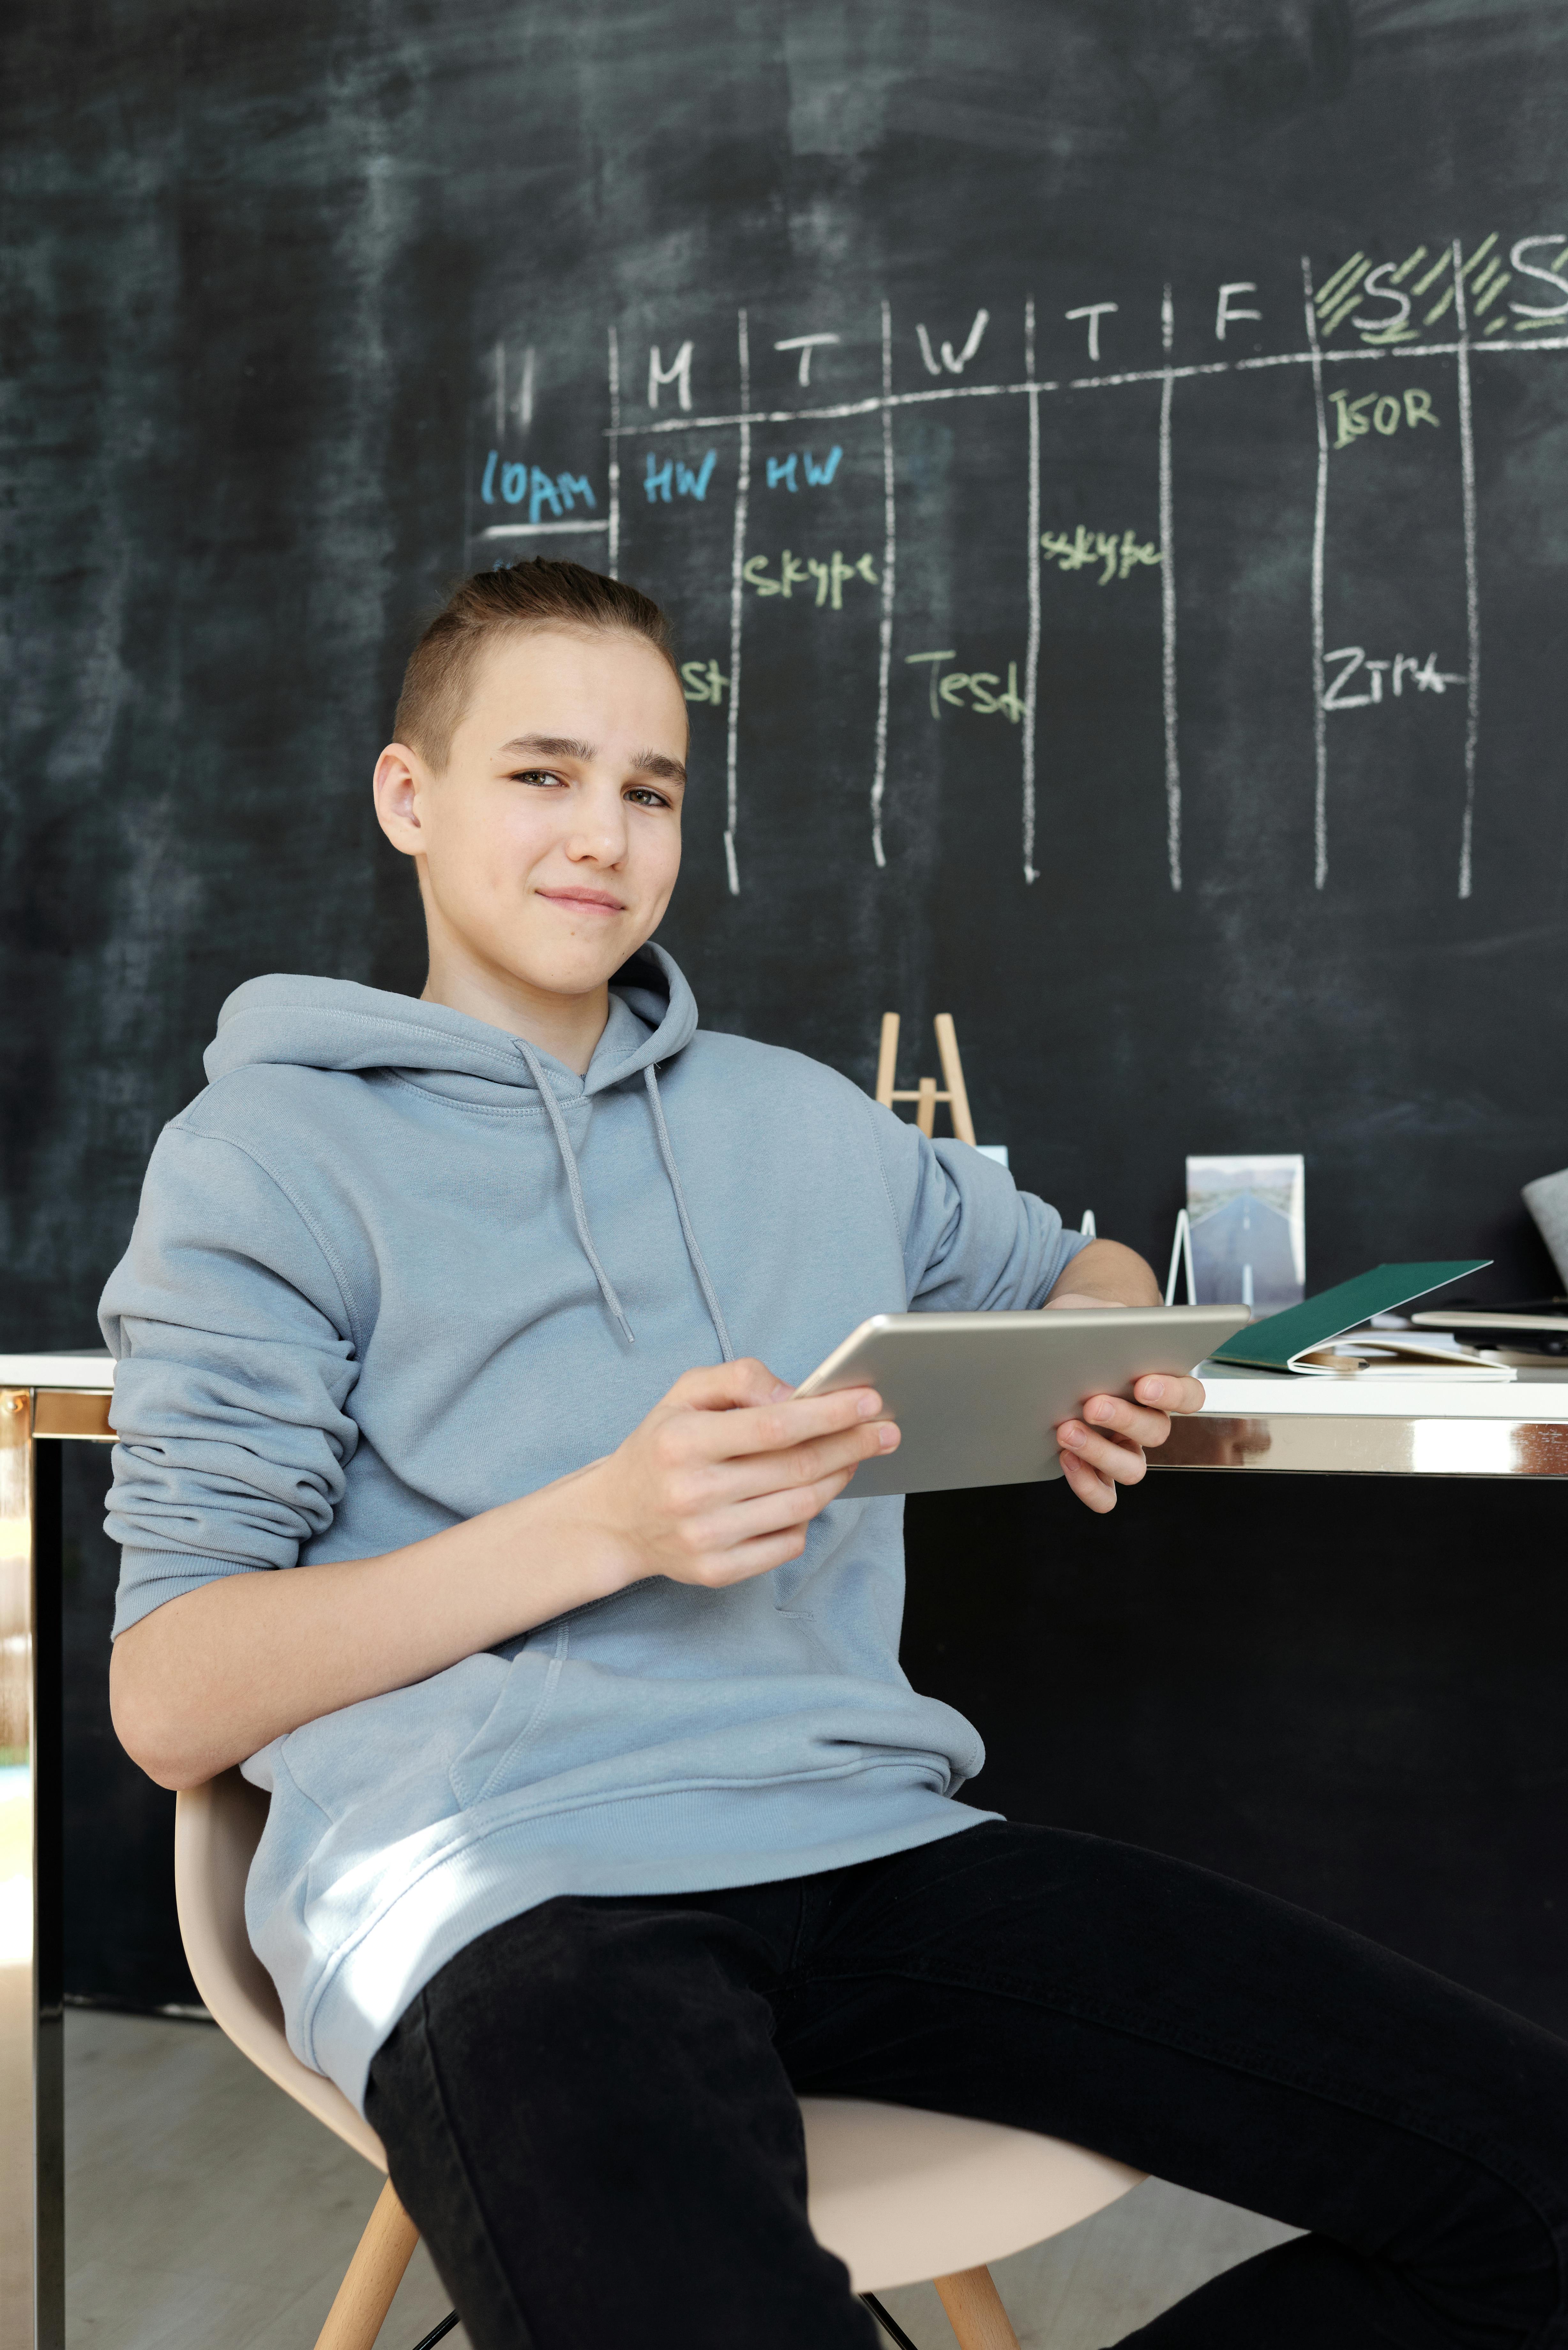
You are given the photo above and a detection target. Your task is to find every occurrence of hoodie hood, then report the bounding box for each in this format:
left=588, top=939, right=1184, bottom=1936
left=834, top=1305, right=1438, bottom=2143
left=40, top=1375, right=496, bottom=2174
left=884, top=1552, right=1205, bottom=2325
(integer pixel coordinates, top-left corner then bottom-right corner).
left=204, top=942, right=697, bottom=1096
left=204, top=944, right=723, bottom=1357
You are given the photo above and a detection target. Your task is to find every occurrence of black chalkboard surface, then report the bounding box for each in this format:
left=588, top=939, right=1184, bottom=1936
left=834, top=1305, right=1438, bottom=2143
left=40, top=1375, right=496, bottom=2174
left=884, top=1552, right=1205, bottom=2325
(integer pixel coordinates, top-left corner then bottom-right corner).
left=7, top=0, right=1568, bottom=1338
left=6, top=2, right=1568, bottom=2009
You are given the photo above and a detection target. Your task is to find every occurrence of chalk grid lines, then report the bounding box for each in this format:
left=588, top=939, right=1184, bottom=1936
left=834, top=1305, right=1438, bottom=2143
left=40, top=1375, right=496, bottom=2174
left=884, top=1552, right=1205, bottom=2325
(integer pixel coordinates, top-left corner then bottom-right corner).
left=871, top=300, right=897, bottom=875
left=479, top=280, right=1568, bottom=897
left=1452, top=244, right=1481, bottom=903
left=1302, top=262, right=1331, bottom=891
left=1022, top=298, right=1042, bottom=886
left=723, top=311, right=751, bottom=897
left=1158, top=284, right=1181, bottom=894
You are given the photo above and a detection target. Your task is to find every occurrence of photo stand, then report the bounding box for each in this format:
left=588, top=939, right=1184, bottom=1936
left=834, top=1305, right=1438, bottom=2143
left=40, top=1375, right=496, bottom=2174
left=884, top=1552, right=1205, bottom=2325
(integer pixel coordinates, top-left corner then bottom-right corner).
left=1164, top=1207, right=1197, bottom=1308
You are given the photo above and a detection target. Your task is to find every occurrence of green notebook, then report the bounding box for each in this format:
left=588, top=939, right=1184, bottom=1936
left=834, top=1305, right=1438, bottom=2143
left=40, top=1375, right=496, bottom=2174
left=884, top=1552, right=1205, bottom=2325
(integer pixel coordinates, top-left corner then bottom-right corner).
left=1210, top=1261, right=1492, bottom=1372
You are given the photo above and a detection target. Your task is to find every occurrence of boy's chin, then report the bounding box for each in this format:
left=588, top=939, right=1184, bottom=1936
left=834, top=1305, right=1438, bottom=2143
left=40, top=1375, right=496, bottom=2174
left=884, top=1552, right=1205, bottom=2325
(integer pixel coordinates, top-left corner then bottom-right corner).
left=499, top=943, right=641, bottom=1001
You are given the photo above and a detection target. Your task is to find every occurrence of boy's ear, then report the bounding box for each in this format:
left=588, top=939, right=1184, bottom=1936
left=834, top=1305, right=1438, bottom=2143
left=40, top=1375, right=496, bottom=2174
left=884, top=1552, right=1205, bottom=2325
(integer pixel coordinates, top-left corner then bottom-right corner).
left=373, top=744, right=431, bottom=859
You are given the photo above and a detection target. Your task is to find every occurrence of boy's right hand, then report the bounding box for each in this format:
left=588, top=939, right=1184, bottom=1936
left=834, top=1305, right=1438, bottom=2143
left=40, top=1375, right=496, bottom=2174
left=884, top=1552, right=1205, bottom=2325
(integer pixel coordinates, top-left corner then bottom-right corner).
left=579, top=1358, right=899, bottom=1592
left=111, top=1361, right=893, bottom=1791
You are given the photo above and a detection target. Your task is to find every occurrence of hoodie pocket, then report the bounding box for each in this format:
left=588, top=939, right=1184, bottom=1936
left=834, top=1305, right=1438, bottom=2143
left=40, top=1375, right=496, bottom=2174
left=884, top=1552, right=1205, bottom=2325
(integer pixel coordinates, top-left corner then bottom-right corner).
left=447, top=1625, right=569, bottom=1810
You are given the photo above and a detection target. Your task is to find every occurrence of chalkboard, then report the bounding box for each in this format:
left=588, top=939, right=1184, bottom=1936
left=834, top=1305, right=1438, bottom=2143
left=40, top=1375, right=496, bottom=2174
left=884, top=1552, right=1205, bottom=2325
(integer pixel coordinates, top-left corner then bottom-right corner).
left=7, top=0, right=1568, bottom=2008
left=7, top=0, right=1568, bottom=1342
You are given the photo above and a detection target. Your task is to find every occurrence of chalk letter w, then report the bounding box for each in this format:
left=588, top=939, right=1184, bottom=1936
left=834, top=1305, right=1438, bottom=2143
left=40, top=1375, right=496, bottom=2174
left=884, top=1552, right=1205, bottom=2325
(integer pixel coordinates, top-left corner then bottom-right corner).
left=916, top=311, right=990, bottom=376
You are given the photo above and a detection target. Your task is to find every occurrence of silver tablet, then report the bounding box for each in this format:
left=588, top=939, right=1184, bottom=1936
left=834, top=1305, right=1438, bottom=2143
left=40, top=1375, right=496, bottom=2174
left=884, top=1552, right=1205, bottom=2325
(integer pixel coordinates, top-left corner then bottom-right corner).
left=794, top=1305, right=1248, bottom=1497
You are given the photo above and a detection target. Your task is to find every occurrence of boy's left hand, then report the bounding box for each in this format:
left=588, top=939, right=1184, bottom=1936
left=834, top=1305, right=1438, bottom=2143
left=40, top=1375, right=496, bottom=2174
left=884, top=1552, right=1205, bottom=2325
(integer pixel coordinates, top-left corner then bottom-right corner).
left=1044, top=1291, right=1204, bottom=1515
left=1042, top=1247, right=1206, bottom=1512
left=1052, top=1373, right=1204, bottom=1515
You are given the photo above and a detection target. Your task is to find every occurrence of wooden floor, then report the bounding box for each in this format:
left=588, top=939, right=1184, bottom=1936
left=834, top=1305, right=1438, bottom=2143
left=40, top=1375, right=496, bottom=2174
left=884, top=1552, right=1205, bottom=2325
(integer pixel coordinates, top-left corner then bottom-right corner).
left=64, top=2009, right=1295, bottom=2348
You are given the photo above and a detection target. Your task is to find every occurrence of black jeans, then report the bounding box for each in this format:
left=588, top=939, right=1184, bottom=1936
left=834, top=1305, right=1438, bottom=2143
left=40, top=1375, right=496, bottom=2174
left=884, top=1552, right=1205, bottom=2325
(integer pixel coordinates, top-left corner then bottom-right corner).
left=365, top=1820, right=1568, bottom=2349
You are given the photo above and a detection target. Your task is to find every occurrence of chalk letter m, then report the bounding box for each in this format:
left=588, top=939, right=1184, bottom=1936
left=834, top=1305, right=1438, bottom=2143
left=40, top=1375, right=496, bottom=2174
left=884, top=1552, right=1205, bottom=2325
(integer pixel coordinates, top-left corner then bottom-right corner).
left=648, top=342, right=694, bottom=411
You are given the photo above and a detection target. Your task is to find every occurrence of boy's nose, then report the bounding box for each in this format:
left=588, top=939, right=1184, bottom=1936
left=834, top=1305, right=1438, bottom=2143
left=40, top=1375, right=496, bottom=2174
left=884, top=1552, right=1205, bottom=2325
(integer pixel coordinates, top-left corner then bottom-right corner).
left=566, top=799, right=628, bottom=862
left=567, top=822, right=626, bottom=863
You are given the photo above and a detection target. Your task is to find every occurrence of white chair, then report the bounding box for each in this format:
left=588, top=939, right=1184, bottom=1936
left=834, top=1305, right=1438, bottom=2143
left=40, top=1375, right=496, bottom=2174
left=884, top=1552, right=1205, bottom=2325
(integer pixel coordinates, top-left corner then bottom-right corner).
left=175, top=1772, right=1142, bottom=2350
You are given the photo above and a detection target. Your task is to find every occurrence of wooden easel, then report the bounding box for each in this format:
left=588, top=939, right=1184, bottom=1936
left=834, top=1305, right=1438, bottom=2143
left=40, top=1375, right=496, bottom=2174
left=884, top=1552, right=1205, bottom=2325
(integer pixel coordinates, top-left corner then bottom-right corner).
left=875, top=1013, right=977, bottom=1144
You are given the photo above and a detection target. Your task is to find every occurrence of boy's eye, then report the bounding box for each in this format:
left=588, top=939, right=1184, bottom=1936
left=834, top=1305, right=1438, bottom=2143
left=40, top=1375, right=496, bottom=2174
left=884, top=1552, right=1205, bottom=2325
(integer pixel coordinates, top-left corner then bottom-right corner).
left=513, top=769, right=565, bottom=787
left=626, top=786, right=671, bottom=808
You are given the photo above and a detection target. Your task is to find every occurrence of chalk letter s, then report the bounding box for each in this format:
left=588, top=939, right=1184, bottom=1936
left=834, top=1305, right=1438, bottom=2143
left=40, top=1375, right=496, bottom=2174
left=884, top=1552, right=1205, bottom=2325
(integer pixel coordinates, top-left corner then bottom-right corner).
left=1509, top=235, right=1568, bottom=319
left=1351, top=262, right=1412, bottom=338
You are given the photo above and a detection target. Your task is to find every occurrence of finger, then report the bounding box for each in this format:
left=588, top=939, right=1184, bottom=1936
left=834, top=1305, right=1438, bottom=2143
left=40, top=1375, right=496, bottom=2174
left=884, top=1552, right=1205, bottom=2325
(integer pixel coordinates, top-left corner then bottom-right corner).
left=1056, top=1421, right=1147, bottom=1486
left=665, top=1357, right=793, bottom=1412
left=681, top=1524, right=817, bottom=1588
left=1060, top=1448, right=1118, bottom=1513
left=1079, top=1392, right=1172, bottom=1448
left=680, top=1419, right=897, bottom=1514
left=677, top=1388, right=887, bottom=1465
left=1132, top=1373, right=1206, bottom=1416
left=688, top=1467, right=862, bottom=1552
left=712, top=1417, right=898, bottom=1503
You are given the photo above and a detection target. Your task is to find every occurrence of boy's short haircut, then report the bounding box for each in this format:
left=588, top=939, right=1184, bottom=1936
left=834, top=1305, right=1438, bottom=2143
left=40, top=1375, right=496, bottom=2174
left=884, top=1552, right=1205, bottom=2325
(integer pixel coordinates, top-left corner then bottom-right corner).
left=394, top=559, right=680, bottom=769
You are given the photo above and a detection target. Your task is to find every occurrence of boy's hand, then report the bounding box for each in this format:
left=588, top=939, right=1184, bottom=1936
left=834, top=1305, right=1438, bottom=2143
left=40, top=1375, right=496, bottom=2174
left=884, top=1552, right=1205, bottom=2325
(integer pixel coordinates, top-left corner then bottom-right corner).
left=1044, top=1291, right=1205, bottom=1515
left=582, top=1358, right=898, bottom=1591
left=1053, top=1373, right=1204, bottom=1514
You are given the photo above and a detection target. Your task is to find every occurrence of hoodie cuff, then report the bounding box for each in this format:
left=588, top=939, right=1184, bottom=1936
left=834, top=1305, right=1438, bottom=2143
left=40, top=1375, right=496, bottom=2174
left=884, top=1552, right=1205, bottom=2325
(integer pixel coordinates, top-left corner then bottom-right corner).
left=110, top=1550, right=272, bottom=1641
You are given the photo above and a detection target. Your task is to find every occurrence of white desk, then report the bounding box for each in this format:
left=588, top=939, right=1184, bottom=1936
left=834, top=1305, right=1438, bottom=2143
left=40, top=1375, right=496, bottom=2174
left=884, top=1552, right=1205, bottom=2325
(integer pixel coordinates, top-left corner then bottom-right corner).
left=3, top=1346, right=1566, bottom=2350
left=1153, top=1361, right=1568, bottom=1478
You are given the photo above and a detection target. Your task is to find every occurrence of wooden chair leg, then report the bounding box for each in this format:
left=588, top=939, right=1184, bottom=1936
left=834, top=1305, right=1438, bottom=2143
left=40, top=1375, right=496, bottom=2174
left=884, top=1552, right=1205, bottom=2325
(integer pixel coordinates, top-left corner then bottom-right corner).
left=933, top=2263, right=1022, bottom=2350
left=314, top=2177, right=421, bottom=2350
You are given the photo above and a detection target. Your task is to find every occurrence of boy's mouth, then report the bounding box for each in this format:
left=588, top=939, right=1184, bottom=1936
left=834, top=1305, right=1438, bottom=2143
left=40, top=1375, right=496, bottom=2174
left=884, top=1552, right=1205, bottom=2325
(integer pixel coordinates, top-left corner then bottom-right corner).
left=536, top=887, right=625, bottom=914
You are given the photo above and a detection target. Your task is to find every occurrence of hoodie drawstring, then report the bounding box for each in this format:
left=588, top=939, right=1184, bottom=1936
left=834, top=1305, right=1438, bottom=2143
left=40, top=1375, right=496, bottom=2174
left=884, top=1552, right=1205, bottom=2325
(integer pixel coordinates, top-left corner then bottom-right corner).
left=513, top=1036, right=637, bottom=1347
left=644, top=1066, right=734, bottom=1361
left=512, top=1038, right=734, bottom=1362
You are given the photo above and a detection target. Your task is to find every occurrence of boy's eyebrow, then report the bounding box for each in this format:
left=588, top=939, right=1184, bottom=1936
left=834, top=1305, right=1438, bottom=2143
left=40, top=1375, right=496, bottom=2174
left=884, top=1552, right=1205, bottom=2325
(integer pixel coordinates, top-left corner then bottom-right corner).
left=497, top=734, right=597, bottom=761
left=629, top=749, right=688, bottom=785
left=496, top=734, right=686, bottom=785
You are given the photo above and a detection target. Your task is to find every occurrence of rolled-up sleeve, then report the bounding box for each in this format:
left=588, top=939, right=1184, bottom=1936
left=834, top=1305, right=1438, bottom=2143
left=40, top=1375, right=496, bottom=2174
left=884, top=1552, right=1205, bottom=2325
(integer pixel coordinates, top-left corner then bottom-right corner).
left=870, top=1106, right=1089, bottom=1312
left=99, top=1121, right=361, bottom=1637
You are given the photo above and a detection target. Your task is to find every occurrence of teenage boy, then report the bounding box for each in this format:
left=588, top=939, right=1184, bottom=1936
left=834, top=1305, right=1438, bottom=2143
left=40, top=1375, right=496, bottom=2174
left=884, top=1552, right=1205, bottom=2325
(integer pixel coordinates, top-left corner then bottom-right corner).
left=104, top=562, right=1567, bottom=2350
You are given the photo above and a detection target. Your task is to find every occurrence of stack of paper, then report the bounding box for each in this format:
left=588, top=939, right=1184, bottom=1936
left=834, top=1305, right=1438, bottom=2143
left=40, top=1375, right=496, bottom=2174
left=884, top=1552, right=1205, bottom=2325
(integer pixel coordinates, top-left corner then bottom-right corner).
left=1290, top=1330, right=1512, bottom=1379
left=1409, top=1301, right=1568, bottom=1366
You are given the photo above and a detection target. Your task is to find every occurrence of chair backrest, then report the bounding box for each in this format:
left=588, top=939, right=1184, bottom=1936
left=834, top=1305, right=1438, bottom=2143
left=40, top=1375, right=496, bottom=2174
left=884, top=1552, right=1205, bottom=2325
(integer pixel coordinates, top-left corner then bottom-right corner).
left=175, top=1770, right=1144, bottom=2293
left=174, top=1769, right=387, bottom=2169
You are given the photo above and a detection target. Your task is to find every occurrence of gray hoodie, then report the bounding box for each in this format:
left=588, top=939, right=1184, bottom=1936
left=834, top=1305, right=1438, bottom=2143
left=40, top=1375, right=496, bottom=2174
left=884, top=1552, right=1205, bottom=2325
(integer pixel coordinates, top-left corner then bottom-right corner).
left=101, top=947, right=1086, bottom=2109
